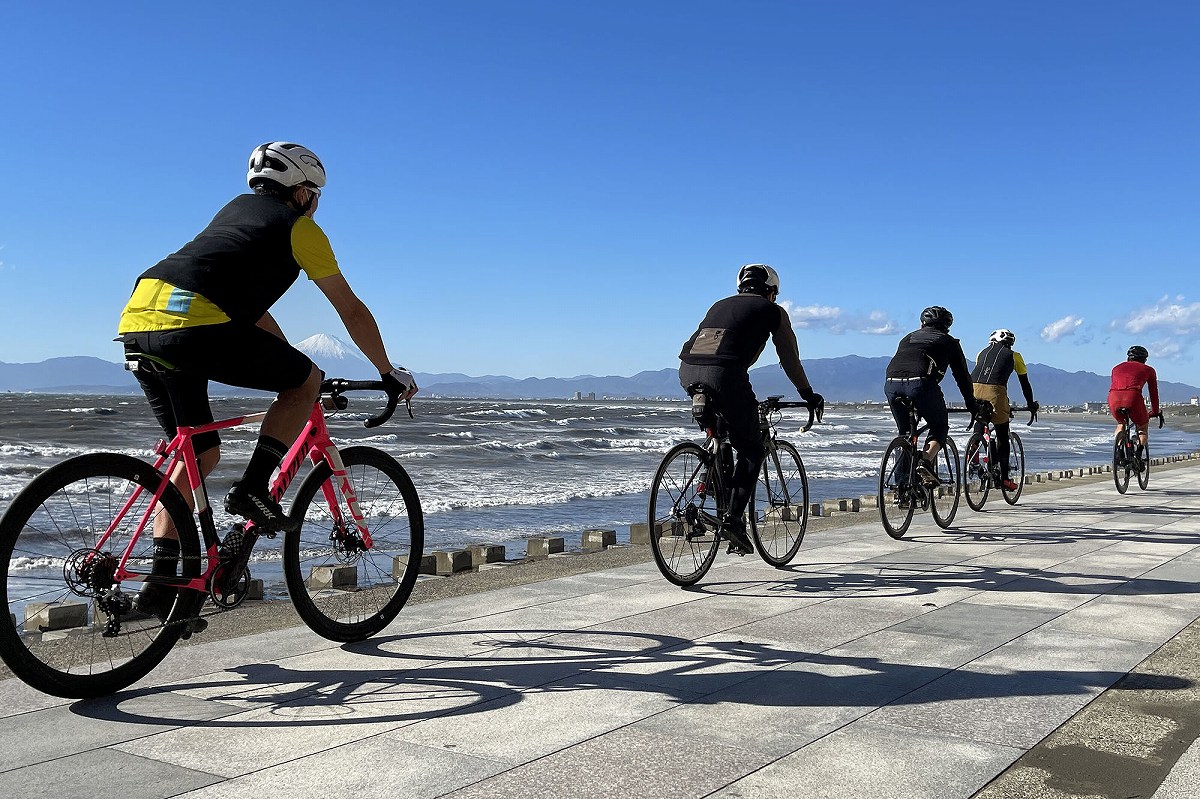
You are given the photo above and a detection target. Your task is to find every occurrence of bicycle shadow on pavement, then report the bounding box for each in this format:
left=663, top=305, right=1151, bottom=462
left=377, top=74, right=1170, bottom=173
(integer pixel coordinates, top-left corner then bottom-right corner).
left=65, top=625, right=1193, bottom=730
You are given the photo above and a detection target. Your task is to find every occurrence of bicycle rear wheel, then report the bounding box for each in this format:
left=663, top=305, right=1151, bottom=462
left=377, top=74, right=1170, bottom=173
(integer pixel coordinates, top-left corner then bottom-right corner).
left=1137, top=439, right=1150, bottom=490
left=1113, top=432, right=1131, bottom=494
left=648, top=442, right=722, bottom=586
left=285, top=446, right=424, bottom=642
left=749, top=440, right=808, bottom=567
left=1002, top=432, right=1025, bottom=505
left=963, top=432, right=990, bottom=511
left=878, top=437, right=917, bottom=539
left=0, top=453, right=201, bottom=698
left=930, top=438, right=961, bottom=529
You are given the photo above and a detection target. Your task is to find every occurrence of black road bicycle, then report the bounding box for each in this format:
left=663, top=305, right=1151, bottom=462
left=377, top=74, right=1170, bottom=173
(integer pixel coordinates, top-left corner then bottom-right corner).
left=648, top=389, right=819, bottom=587
left=877, top=398, right=984, bottom=539
left=963, top=405, right=1036, bottom=510
left=1112, top=407, right=1163, bottom=494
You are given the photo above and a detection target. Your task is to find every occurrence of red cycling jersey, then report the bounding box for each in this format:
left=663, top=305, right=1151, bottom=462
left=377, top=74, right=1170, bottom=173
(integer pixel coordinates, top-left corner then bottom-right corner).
left=1108, top=361, right=1160, bottom=427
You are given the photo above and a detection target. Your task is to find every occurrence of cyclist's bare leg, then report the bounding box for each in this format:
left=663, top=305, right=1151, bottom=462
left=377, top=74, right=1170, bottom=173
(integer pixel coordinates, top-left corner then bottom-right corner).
left=923, top=439, right=942, bottom=462
left=258, top=365, right=322, bottom=444
left=153, top=447, right=220, bottom=542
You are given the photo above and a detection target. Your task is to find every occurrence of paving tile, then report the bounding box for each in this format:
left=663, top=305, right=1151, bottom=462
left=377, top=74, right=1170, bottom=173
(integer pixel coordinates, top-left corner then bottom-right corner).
left=0, top=747, right=220, bottom=799
left=443, top=726, right=773, bottom=799
left=173, top=738, right=505, bottom=799
left=708, top=720, right=1021, bottom=799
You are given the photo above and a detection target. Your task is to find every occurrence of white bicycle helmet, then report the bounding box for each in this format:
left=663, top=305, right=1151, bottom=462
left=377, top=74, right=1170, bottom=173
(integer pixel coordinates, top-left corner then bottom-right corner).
left=989, top=328, right=1016, bottom=346
left=246, top=142, right=326, bottom=189
left=736, top=264, right=781, bottom=295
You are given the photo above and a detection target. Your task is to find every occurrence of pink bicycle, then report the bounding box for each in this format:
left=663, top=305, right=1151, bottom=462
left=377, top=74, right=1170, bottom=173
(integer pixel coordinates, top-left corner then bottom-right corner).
left=0, top=362, right=424, bottom=697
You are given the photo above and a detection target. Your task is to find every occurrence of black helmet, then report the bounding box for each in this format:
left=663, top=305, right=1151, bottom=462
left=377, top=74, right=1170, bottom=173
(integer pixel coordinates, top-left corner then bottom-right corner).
left=920, top=306, right=953, bottom=330
left=1127, top=345, right=1149, bottom=362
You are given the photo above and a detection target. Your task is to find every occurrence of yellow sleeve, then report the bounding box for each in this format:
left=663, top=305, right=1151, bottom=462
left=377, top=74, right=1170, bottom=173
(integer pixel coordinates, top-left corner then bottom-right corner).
left=1012, top=351, right=1027, bottom=376
left=291, top=217, right=341, bottom=280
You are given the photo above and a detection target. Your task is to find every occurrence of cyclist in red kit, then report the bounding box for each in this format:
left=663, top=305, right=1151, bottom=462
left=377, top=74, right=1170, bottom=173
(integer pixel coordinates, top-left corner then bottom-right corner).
left=1108, top=345, right=1160, bottom=451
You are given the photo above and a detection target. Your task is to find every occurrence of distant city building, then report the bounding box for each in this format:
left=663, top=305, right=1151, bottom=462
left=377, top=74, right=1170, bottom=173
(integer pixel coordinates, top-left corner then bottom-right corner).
left=1191, top=396, right=1199, bottom=406
left=573, top=391, right=582, bottom=401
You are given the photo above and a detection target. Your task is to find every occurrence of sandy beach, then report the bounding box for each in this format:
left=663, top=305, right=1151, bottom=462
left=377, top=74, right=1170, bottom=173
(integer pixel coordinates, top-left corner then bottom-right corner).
left=1045, top=408, right=1200, bottom=434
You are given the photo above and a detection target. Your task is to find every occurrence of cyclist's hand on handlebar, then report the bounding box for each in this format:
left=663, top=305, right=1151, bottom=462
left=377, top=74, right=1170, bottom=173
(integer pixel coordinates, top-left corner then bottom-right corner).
left=382, top=367, right=419, bottom=402
left=1156, top=411, right=1165, bottom=429
left=800, top=387, right=825, bottom=422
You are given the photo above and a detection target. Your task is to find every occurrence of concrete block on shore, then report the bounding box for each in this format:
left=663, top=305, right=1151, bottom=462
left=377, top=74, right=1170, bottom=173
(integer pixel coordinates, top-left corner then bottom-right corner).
left=629, top=522, right=650, bottom=545
left=393, top=553, right=437, bottom=577
left=809, top=502, right=824, bottom=517
left=23, top=601, right=88, bottom=632
left=468, top=544, right=506, bottom=567
left=527, top=536, right=565, bottom=559
left=820, top=500, right=842, bottom=516
left=309, top=565, right=358, bottom=591
left=582, top=528, right=616, bottom=552
left=247, top=579, right=264, bottom=601
left=433, top=549, right=472, bottom=575
left=859, top=494, right=879, bottom=508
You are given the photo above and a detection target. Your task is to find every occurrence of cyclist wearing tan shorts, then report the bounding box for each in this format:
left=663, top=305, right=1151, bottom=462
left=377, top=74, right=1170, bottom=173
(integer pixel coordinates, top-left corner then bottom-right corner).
left=970, top=328, right=1039, bottom=491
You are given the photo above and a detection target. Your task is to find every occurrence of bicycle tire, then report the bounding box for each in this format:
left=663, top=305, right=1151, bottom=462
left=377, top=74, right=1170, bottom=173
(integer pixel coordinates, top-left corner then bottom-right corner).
left=1137, top=438, right=1150, bottom=490
left=648, top=442, right=721, bottom=587
left=285, top=446, right=424, bottom=642
left=0, top=453, right=201, bottom=698
left=878, top=437, right=916, bottom=539
left=930, top=438, right=961, bottom=529
left=1113, top=431, right=1130, bottom=494
left=1002, top=432, right=1025, bottom=505
left=963, top=432, right=990, bottom=511
left=749, top=440, right=808, bottom=567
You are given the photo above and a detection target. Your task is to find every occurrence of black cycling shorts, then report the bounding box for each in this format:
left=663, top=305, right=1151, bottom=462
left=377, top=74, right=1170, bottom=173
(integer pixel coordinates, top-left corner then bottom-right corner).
left=122, top=323, right=314, bottom=453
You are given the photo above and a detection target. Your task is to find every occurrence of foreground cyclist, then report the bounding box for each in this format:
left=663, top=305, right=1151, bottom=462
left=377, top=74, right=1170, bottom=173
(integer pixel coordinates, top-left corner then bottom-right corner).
left=971, top=328, right=1039, bottom=492
left=116, top=142, right=417, bottom=617
left=678, top=264, right=824, bottom=554
left=1108, top=345, right=1161, bottom=460
left=884, top=306, right=979, bottom=485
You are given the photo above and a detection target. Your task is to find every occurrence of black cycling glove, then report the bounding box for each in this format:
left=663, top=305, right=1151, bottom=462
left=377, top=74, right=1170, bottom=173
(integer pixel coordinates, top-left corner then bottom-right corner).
left=799, top=387, right=825, bottom=420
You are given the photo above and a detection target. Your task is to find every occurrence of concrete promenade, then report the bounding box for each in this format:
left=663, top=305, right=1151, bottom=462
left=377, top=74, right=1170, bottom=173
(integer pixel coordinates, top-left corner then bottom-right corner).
left=2, top=463, right=1199, bottom=798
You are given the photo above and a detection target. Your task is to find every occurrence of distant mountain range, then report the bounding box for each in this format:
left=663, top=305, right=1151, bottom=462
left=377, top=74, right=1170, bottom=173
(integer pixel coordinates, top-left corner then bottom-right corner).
left=3, top=333, right=1198, bottom=405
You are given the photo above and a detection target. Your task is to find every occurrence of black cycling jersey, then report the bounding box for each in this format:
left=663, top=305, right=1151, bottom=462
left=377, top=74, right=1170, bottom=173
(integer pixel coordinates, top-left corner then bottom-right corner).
left=137, top=194, right=311, bottom=325
left=679, top=293, right=784, bottom=372
left=886, top=327, right=974, bottom=401
left=972, top=341, right=1022, bottom=385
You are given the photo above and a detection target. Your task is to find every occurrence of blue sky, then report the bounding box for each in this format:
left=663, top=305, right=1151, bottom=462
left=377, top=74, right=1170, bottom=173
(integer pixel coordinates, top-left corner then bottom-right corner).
left=2, top=1, right=1198, bottom=384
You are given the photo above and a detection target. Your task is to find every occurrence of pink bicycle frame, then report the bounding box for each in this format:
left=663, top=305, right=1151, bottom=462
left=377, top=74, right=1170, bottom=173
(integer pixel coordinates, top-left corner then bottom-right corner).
left=100, top=402, right=372, bottom=592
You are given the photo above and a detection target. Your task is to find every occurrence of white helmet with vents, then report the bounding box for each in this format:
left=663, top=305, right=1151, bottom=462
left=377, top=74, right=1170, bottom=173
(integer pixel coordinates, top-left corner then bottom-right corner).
left=246, top=142, right=326, bottom=189
left=989, top=329, right=1016, bottom=346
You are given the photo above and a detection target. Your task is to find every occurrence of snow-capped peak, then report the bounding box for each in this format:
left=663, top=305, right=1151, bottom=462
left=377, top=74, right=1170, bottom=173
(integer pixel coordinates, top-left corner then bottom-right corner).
left=296, top=333, right=367, bottom=362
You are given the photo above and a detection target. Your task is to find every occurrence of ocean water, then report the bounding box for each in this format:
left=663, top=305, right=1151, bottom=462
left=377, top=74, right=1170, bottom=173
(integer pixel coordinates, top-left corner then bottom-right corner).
left=3, top=392, right=1199, bottom=596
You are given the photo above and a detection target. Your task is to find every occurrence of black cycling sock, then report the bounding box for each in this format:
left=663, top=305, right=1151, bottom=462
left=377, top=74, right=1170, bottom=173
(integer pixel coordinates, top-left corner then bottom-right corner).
left=242, top=435, right=289, bottom=493
left=151, top=538, right=181, bottom=577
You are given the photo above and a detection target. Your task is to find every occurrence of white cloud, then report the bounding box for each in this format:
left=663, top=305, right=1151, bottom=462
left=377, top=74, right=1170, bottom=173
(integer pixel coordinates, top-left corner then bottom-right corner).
left=1119, top=295, right=1200, bottom=335
left=1040, top=315, right=1084, bottom=342
left=780, top=302, right=900, bottom=335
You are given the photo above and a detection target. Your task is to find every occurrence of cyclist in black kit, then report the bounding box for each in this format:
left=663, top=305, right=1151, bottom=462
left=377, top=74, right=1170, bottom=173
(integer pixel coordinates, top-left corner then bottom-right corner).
left=679, top=264, right=824, bottom=554
left=884, top=306, right=979, bottom=485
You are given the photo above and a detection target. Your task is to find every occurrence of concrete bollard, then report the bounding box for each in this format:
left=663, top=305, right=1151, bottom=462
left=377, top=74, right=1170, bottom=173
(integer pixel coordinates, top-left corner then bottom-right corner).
left=394, top=553, right=437, bottom=577
left=433, top=550, right=472, bottom=575
left=629, top=522, right=651, bottom=545
left=247, top=578, right=264, bottom=601
left=859, top=494, right=879, bottom=509
left=582, top=528, right=617, bottom=552
left=468, top=544, right=506, bottom=567
left=809, top=502, right=823, bottom=517
left=24, top=601, right=88, bottom=633
left=309, top=565, right=358, bottom=591
left=527, top=537, right=565, bottom=559
left=820, top=499, right=843, bottom=516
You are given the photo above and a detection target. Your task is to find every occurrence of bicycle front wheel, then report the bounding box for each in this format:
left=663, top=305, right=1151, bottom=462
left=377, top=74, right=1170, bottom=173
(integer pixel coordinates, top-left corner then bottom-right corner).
left=878, top=437, right=916, bottom=539
left=0, top=453, right=201, bottom=698
left=648, top=442, right=721, bottom=587
left=1003, top=432, right=1025, bottom=505
left=1113, top=432, right=1130, bottom=494
left=930, top=438, right=961, bottom=529
left=285, top=446, right=424, bottom=642
left=1137, top=439, right=1150, bottom=490
left=963, top=432, right=990, bottom=511
left=749, top=440, right=809, bottom=567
